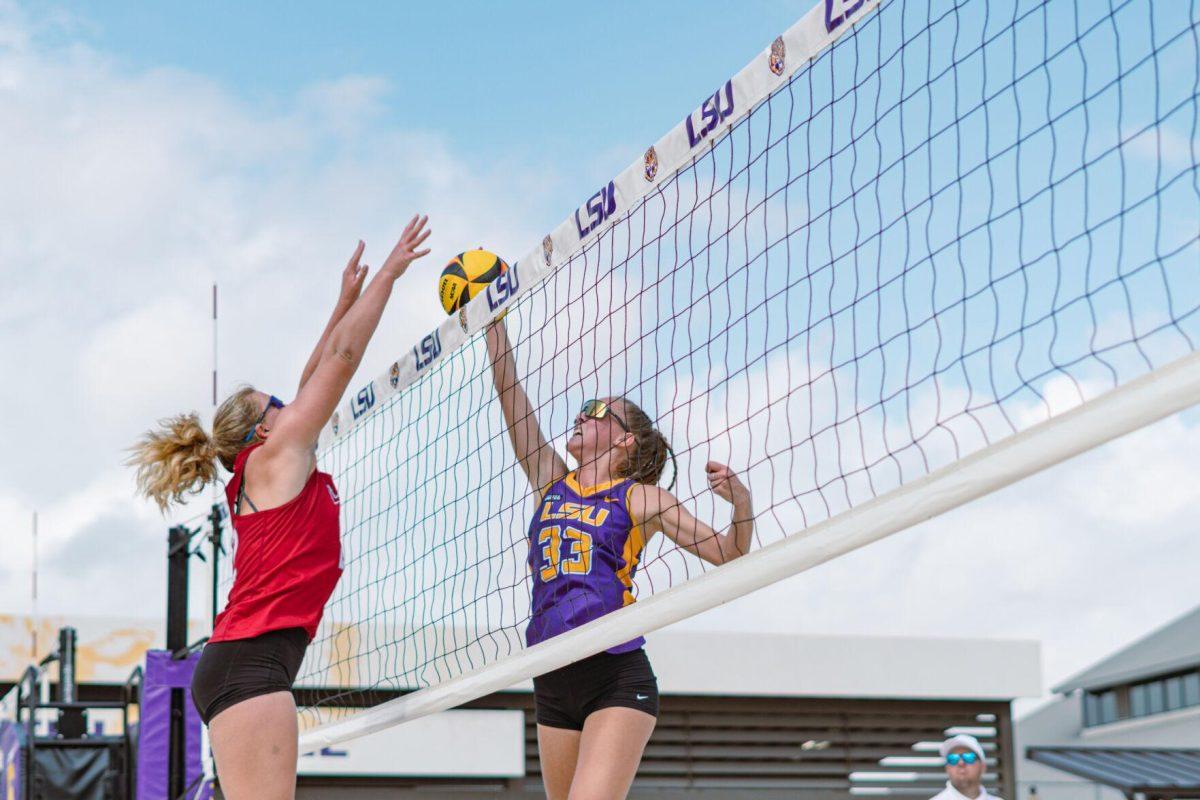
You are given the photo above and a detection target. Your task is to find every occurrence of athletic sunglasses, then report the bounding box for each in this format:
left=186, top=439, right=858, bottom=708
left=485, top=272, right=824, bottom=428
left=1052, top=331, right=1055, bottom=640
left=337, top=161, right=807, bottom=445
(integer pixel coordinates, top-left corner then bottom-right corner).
left=243, top=395, right=285, bottom=442
left=946, top=752, right=980, bottom=767
left=580, top=399, right=629, bottom=432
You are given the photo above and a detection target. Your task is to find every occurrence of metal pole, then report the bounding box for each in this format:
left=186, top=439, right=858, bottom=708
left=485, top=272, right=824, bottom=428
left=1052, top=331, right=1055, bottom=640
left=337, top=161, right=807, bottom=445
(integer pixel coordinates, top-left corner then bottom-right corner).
left=31, top=511, right=38, bottom=661
left=167, top=527, right=190, bottom=655
left=58, top=627, right=76, bottom=703
left=166, top=525, right=191, bottom=799
left=209, top=504, right=223, bottom=626
left=211, top=283, right=218, bottom=409
left=997, top=701, right=1017, bottom=799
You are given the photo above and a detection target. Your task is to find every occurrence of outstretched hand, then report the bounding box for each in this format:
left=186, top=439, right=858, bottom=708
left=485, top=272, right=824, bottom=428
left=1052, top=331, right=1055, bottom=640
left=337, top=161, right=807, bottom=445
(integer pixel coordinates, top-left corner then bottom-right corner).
left=338, top=240, right=369, bottom=306
left=381, top=214, right=432, bottom=279
left=706, top=461, right=749, bottom=504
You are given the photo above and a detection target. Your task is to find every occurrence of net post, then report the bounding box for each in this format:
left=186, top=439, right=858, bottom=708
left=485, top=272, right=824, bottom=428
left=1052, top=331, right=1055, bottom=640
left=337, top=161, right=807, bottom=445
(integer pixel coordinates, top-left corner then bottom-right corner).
left=165, top=525, right=190, bottom=799
left=207, top=504, right=224, bottom=627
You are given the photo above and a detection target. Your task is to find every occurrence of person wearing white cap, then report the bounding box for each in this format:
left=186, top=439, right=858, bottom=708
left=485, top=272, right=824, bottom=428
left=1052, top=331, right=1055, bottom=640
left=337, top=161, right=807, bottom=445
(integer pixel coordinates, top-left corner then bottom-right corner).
left=929, top=734, right=999, bottom=800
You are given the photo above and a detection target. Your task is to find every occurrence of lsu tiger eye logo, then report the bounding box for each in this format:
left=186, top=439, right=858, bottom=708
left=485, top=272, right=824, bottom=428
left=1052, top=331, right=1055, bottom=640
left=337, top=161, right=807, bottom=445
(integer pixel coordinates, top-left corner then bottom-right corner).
left=389, top=361, right=401, bottom=388
left=769, top=36, right=786, bottom=76
left=331, top=412, right=340, bottom=435
left=643, top=146, right=659, bottom=182
left=542, top=235, right=554, bottom=266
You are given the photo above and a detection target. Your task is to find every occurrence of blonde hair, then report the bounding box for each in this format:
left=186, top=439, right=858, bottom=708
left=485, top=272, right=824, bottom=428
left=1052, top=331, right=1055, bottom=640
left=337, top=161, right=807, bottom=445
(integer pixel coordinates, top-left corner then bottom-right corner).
left=128, top=386, right=262, bottom=511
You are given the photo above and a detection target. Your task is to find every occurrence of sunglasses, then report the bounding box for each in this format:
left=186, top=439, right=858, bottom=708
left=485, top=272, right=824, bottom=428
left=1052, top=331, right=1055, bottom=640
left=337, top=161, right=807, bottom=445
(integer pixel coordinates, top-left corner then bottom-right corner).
left=580, top=399, right=629, bottom=432
left=946, top=752, right=980, bottom=767
left=243, top=395, right=284, bottom=443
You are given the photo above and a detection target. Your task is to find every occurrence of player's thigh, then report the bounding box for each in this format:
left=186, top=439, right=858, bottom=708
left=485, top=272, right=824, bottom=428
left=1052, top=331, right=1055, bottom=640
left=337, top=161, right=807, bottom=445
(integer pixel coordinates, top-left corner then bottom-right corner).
left=209, top=691, right=299, bottom=800
left=568, top=706, right=656, bottom=800
left=537, top=723, right=582, bottom=800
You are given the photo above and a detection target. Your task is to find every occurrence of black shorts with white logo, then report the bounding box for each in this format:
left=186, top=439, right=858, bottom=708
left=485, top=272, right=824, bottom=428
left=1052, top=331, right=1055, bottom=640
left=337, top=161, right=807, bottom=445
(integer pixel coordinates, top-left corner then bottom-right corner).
left=533, top=648, right=659, bottom=731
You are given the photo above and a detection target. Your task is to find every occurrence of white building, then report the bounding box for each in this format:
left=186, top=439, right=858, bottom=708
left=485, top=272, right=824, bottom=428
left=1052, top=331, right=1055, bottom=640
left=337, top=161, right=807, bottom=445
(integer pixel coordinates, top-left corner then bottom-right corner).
left=1015, top=606, right=1200, bottom=800
left=298, top=628, right=1041, bottom=798
left=0, top=615, right=1041, bottom=799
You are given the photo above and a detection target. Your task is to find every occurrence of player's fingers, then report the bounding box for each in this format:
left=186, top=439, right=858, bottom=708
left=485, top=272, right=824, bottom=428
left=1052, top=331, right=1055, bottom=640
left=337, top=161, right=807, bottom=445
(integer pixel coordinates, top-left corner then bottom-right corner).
left=399, top=215, right=418, bottom=240
left=408, top=215, right=428, bottom=239
left=346, top=240, right=365, bottom=269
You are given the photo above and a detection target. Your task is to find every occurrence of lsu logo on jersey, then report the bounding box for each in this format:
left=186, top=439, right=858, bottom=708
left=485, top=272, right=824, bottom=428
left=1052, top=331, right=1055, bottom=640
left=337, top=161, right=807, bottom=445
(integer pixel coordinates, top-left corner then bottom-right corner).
left=824, top=0, right=866, bottom=33
left=350, top=382, right=376, bottom=420
left=539, top=499, right=610, bottom=528
left=685, top=79, right=735, bottom=148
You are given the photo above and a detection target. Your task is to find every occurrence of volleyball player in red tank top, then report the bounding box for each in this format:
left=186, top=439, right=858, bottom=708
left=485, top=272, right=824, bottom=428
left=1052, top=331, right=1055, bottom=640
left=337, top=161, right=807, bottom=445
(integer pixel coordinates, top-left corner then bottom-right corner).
left=130, top=215, right=431, bottom=800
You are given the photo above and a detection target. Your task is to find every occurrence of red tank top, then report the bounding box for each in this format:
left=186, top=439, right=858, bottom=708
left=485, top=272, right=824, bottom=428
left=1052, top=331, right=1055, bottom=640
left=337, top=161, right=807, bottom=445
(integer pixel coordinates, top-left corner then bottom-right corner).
left=210, top=444, right=343, bottom=643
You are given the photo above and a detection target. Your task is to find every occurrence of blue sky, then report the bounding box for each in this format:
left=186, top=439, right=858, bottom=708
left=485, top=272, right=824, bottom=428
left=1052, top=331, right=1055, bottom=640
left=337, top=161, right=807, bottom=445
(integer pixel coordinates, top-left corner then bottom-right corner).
left=23, top=1, right=804, bottom=194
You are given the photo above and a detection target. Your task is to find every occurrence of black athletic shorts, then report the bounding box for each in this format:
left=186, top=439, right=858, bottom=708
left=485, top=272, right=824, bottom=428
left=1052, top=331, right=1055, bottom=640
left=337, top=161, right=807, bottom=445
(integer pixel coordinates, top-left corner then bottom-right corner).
left=533, top=648, right=659, bottom=731
left=190, top=627, right=309, bottom=725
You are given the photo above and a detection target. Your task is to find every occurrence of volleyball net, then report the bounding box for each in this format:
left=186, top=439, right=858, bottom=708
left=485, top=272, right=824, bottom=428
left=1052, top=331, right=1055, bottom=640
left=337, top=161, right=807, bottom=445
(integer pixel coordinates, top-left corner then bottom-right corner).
left=215, top=0, right=1200, bottom=747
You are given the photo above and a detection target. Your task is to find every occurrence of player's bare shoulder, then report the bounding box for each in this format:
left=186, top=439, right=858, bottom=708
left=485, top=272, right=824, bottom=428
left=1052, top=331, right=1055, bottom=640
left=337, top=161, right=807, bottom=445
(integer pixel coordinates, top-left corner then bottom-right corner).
left=627, top=482, right=677, bottom=528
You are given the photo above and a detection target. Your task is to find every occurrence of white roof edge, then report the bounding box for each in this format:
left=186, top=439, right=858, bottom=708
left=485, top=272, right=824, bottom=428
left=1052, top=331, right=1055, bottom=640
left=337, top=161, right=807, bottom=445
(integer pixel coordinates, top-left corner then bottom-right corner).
left=646, top=628, right=1042, bottom=700
left=1051, top=606, right=1200, bottom=694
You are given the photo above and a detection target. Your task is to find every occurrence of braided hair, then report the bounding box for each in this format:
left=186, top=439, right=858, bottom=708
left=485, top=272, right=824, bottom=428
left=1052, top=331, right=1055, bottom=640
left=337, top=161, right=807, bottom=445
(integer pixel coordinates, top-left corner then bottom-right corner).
left=612, top=398, right=677, bottom=489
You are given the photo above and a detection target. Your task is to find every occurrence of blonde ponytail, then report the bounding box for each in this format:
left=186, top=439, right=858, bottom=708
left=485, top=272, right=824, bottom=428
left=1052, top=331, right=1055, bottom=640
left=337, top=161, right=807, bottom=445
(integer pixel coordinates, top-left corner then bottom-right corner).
left=128, top=413, right=218, bottom=512
left=129, top=386, right=262, bottom=511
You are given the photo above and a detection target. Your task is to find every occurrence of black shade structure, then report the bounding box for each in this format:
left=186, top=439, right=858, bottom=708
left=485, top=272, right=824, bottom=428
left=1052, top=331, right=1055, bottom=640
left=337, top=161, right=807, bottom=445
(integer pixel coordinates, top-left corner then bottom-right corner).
left=1027, top=747, right=1200, bottom=799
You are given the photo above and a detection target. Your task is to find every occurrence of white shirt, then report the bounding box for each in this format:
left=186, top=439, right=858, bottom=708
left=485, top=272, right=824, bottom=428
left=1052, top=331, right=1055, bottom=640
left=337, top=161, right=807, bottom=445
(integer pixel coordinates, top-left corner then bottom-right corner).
left=930, top=781, right=1000, bottom=800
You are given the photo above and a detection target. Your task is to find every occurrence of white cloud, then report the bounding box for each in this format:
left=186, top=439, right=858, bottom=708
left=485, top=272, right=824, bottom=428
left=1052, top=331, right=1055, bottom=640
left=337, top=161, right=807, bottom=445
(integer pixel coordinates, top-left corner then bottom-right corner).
left=1125, top=123, right=1197, bottom=170
left=0, top=4, right=557, bottom=622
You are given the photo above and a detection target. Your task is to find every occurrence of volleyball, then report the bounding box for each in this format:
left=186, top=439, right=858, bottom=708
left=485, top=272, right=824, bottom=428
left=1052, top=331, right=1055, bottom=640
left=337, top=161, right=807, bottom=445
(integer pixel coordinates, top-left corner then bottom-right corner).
left=438, top=249, right=508, bottom=314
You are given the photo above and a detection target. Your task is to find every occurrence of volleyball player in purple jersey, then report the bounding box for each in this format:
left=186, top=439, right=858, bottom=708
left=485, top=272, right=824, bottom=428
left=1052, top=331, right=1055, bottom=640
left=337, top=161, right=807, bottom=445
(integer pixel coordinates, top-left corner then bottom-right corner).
left=485, top=318, right=755, bottom=800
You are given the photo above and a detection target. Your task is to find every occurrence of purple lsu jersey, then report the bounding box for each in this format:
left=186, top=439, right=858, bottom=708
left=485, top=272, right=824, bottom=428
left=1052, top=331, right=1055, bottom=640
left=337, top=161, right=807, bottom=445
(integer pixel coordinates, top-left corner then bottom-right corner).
left=526, top=473, right=648, bottom=654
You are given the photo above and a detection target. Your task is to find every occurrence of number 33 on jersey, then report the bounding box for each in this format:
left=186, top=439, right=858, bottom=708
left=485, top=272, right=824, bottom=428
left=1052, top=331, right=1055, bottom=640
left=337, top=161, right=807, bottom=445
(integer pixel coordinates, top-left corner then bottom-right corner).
left=525, top=473, right=650, bottom=652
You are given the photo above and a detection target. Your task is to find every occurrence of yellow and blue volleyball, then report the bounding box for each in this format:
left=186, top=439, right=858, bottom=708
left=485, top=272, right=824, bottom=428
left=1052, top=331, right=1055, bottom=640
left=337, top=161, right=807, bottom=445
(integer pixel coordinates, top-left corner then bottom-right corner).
left=438, top=249, right=508, bottom=314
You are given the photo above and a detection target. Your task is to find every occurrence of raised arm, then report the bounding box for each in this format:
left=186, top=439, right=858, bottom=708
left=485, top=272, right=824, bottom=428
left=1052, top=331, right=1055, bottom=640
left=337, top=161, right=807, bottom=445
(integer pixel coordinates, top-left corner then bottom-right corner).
left=267, top=215, right=431, bottom=461
left=485, top=317, right=567, bottom=492
left=631, top=461, right=754, bottom=566
left=298, top=241, right=370, bottom=393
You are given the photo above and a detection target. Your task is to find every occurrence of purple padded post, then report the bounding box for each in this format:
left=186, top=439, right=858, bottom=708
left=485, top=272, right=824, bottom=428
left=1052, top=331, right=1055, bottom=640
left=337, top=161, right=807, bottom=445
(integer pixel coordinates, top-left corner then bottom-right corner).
left=136, top=650, right=211, bottom=800
left=0, top=721, right=22, bottom=799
